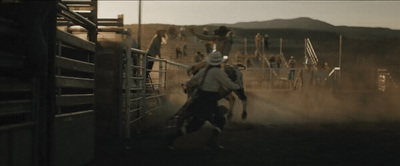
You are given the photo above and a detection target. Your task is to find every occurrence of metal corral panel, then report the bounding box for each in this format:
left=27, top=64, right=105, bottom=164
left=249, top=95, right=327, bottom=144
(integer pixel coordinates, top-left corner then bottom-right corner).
left=53, top=110, right=94, bottom=166
left=0, top=126, right=33, bottom=166
left=95, top=39, right=123, bottom=138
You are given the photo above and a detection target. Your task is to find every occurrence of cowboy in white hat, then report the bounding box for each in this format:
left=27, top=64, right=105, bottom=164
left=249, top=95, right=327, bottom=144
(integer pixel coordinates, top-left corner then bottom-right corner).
left=205, top=51, right=227, bottom=65
left=167, top=51, right=240, bottom=150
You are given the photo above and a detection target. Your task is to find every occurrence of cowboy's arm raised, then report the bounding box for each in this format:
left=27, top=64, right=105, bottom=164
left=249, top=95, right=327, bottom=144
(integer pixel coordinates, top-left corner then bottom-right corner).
left=189, top=28, right=219, bottom=41
left=186, top=69, right=204, bottom=88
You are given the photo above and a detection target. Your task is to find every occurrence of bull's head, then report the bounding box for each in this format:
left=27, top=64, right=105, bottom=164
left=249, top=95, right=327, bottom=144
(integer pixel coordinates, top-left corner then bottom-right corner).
left=235, top=64, right=247, bottom=70
left=224, top=65, right=237, bottom=82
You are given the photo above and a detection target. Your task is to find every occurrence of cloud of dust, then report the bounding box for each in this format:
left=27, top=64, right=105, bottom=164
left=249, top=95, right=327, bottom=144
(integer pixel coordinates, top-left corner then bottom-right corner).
left=159, top=60, right=400, bottom=127
left=163, top=86, right=188, bottom=116
left=226, top=89, right=400, bottom=126
left=229, top=59, right=400, bottom=126
left=160, top=84, right=400, bottom=127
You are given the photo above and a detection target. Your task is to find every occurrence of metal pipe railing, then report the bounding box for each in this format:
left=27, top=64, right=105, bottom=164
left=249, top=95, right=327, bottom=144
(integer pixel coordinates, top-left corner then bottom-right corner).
left=130, top=47, right=147, bottom=55
left=306, top=38, right=319, bottom=64
left=57, top=2, right=96, bottom=29
left=123, top=45, right=192, bottom=138
left=67, top=26, right=124, bottom=33
left=124, top=42, right=133, bottom=138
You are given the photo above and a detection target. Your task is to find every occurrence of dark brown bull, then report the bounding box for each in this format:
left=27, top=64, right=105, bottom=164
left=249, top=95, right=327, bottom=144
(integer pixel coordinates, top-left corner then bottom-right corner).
left=177, top=61, right=247, bottom=122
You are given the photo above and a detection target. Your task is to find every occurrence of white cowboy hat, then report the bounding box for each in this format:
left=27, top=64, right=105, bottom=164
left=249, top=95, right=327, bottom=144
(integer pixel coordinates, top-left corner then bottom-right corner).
left=206, top=51, right=226, bottom=65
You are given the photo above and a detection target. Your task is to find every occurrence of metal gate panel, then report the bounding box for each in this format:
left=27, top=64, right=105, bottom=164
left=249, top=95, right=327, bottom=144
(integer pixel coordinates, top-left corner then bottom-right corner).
left=53, top=110, right=94, bottom=166
left=0, top=123, right=35, bottom=166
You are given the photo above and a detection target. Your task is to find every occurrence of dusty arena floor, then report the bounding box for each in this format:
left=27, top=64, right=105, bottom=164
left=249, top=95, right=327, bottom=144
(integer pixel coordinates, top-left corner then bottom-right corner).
left=93, top=122, right=400, bottom=166
left=93, top=91, right=400, bottom=166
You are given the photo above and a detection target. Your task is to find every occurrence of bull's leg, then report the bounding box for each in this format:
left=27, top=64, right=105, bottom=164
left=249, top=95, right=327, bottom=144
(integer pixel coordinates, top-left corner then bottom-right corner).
left=224, top=94, right=235, bottom=120
left=240, top=98, right=247, bottom=119
left=234, top=89, right=248, bottom=120
left=241, top=98, right=247, bottom=112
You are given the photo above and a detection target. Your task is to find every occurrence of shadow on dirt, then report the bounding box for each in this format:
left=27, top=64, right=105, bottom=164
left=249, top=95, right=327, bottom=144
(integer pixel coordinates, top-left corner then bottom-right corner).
left=93, top=90, right=400, bottom=166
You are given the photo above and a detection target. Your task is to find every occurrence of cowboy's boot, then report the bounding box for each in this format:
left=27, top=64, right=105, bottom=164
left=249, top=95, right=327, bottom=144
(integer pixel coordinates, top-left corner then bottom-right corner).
left=207, top=128, right=224, bottom=150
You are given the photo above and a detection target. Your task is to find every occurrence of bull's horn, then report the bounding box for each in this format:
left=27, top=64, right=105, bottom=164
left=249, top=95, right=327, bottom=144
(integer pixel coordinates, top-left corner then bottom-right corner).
left=236, top=63, right=247, bottom=70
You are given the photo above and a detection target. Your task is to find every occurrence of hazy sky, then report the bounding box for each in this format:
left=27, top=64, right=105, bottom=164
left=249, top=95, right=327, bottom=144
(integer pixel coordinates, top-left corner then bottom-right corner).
left=98, top=1, right=400, bottom=30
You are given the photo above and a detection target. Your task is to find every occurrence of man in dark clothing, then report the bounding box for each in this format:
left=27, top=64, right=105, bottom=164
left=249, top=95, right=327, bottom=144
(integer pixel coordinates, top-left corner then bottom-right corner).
left=175, top=44, right=182, bottom=59
left=180, top=26, right=186, bottom=41
left=124, top=28, right=139, bottom=75
left=194, top=51, right=204, bottom=63
left=288, top=56, right=297, bottom=80
left=269, top=55, right=276, bottom=68
left=264, top=34, right=269, bottom=51
left=182, top=42, right=187, bottom=56
left=277, top=56, right=282, bottom=68
left=146, top=27, right=166, bottom=76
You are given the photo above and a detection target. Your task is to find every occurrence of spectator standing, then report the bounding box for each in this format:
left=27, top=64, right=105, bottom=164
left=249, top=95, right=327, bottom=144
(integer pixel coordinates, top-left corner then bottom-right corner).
left=124, top=28, right=139, bottom=74
left=203, top=26, right=209, bottom=36
left=167, top=27, right=177, bottom=40
left=276, top=56, right=282, bottom=68
left=146, top=27, right=166, bottom=76
left=182, top=42, right=187, bottom=56
left=288, top=56, right=297, bottom=80
left=323, top=62, right=331, bottom=71
left=255, top=33, right=263, bottom=54
left=264, top=34, right=269, bottom=51
left=175, top=43, right=182, bottom=59
left=180, top=26, right=186, bottom=41
left=322, top=62, right=331, bottom=87
left=194, top=51, right=205, bottom=63
left=269, top=55, right=276, bottom=68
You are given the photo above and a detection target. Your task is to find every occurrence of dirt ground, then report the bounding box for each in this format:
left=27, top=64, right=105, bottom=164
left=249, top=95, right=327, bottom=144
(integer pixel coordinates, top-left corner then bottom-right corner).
left=92, top=25, right=400, bottom=165
left=93, top=91, right=400, bottom=166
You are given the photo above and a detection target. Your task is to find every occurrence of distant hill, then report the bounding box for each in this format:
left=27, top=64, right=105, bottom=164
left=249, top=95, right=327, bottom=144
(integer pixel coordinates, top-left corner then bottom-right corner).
left=212, top=17, right=400, bottom=40
left=219, top=17, right=336, bottom=32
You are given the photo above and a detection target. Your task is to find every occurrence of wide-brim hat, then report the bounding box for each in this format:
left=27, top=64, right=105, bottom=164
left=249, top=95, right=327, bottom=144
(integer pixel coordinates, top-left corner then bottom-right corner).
left=206, top=51, right=226, bottom=65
